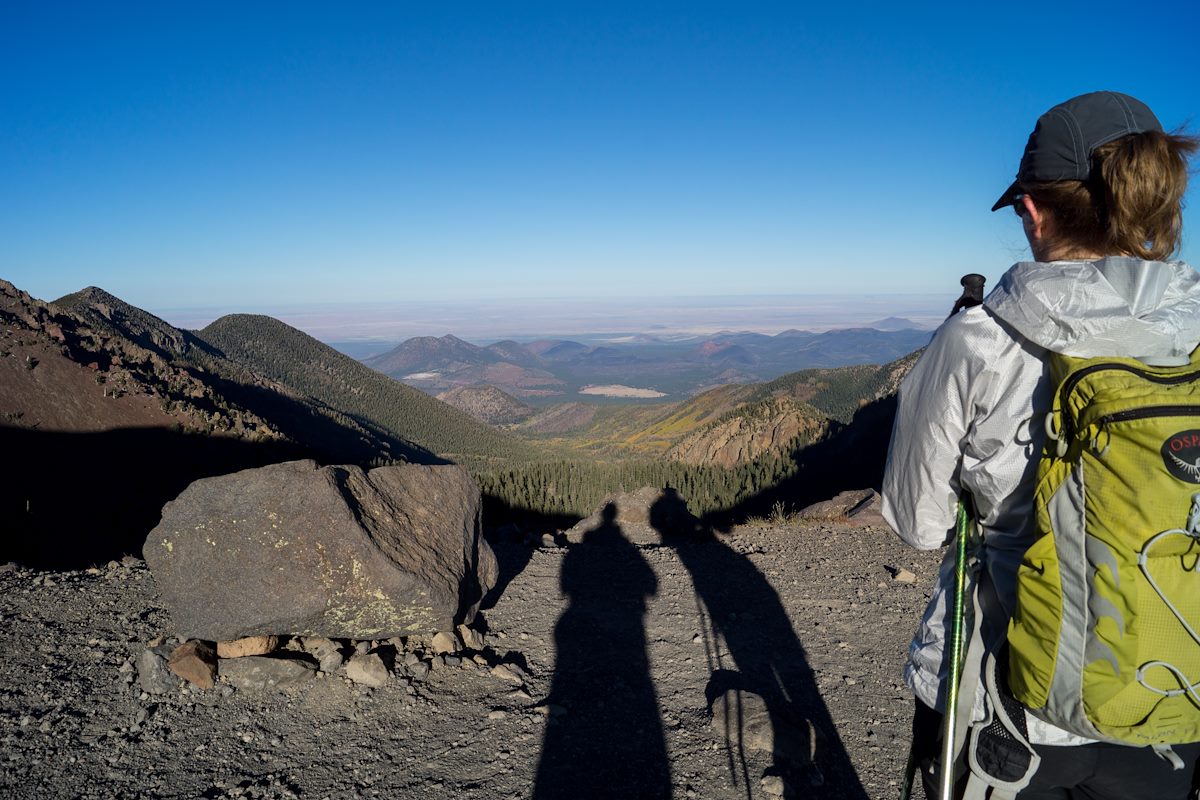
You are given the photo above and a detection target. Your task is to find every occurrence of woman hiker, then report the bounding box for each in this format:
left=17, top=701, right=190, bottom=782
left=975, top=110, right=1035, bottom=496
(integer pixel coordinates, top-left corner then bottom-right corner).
left=882, top=91, right=1200, bottom=799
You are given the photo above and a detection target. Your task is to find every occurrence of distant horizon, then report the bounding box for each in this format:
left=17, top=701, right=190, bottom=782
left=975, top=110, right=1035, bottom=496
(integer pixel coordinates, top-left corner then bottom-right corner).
left=151, top=292, right=953, bottom=344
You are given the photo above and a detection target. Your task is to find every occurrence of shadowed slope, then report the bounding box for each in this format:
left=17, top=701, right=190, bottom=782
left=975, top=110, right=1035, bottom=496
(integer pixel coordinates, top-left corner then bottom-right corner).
left=1, top=426, right=308, bottom=569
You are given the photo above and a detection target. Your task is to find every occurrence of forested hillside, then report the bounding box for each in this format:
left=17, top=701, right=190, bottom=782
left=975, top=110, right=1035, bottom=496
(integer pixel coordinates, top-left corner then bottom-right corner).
left=474, top=390, right=898, bottom=523
left=474, top=450, right=800, bottom=520
left=479, top=353, right=919, bottom=522
left=747, top=350, right=921, bottom=423
left=196, top=314, right=536, bottom=465
left=507, top=351, right=919, bottom=463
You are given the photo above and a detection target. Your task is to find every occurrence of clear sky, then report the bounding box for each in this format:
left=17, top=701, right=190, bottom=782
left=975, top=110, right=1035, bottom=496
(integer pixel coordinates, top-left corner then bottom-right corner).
left=3, top=2, right=1199, bottom=317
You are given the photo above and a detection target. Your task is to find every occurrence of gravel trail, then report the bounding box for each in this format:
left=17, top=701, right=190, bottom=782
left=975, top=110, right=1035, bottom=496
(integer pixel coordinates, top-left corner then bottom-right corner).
left=0, top=521, right=942, bottom=799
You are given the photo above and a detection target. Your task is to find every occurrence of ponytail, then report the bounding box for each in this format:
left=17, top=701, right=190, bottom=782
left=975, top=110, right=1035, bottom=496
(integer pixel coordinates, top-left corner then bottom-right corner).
left=1024, top=130, right=1198, bottom=260
left=1098, top=130, right=1197, bottom=260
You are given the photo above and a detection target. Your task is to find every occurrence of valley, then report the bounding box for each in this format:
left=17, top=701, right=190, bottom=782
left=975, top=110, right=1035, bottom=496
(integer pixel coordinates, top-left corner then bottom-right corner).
left=2, top=277, right=934, bottom=800
left=2, top=279, right=928, bottom=555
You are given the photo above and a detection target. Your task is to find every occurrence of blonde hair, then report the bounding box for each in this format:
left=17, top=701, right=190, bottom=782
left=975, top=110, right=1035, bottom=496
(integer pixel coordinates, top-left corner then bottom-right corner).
left=1024, top=130, right=1198, bottom=260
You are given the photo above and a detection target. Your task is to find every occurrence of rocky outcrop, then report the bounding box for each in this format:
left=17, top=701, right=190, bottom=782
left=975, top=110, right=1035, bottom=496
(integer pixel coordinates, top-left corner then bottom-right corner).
left=667, top=397, right=830, bottom=468
left=144, top=460, right=497, bottom=641
left=564, top=486, right=701, bottom=544
left=797, top=489, right=885, bottom=528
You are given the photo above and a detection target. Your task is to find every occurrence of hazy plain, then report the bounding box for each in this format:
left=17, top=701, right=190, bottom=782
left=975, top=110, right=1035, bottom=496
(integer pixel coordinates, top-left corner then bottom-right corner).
left=161, top=293, right=950, bottom=347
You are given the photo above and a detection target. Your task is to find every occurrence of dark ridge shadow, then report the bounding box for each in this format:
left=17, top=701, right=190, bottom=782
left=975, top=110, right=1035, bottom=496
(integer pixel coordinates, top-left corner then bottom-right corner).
left=479, top=496, right=580, bottom=611
left=0, top=426, right=331, bottom=570
left=480, top=494, right=580, bottom=535
left=480, top=536, right=536, bottom=612
left=653, top=491, right=869, bottom=800
left=709, top=394, right=898, bottom=529
left=533, top=503, right=671, bottom=799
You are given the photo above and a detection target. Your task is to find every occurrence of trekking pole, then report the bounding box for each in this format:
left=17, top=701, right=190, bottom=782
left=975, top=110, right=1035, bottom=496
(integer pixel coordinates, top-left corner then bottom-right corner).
left=937, top=497, right=975, bottom=800
left=900, top=277, right=985, bottom=800
left=897, top=498, right=974, bottom=800
left=900, top=743, right=918, bottom=800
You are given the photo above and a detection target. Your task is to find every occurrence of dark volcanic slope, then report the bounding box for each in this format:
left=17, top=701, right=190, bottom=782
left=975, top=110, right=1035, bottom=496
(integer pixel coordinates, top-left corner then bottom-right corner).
left=197, top=315, right=535, bottom=463
left=52, top=286, right=436, bottom=466
left=55, top=286, right=213, bottom=361
left=1, top=281, right=310, bottom=567
left=4, top=280, right=536, bottom=566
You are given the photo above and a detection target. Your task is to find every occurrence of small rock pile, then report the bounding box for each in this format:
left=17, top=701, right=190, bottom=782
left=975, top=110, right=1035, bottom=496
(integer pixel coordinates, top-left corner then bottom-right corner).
left=134, top=622, right=532, bottom=700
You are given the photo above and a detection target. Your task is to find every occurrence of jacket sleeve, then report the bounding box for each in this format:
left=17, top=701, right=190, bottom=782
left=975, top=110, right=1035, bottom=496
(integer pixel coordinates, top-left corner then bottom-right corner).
left=882, top=311, right=984, bottom=550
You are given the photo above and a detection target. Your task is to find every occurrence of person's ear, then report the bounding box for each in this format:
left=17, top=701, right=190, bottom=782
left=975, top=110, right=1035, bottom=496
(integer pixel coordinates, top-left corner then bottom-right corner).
left=1021, top=194, right=1048, bottom=241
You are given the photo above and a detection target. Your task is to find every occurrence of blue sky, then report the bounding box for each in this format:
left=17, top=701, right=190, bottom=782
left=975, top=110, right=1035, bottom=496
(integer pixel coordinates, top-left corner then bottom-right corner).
left=3, top=2, right=1199, bottom=320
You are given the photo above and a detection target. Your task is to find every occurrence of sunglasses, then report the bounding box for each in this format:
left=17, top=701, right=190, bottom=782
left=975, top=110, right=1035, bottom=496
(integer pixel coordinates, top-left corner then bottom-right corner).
left=1012, top=194, right=1027, bottom=217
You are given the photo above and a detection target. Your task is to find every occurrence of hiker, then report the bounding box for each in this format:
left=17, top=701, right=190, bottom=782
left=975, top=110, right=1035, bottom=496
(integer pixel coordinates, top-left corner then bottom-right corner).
left=882, top=91, right=1200, bottom=799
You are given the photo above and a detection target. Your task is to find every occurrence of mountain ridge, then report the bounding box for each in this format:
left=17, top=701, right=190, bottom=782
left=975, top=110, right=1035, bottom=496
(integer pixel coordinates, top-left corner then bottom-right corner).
left=196, top=315, right=535, bottom=464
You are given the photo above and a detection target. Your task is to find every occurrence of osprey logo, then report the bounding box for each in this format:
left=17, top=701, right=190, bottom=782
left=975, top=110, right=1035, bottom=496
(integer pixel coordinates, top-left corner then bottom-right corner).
left=1163, top=430, right=1200, bottom=483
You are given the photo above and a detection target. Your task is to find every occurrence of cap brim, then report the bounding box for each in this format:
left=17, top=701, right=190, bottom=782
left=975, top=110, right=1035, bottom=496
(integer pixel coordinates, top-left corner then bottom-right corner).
left=991, top=180, right=1020, bottom=212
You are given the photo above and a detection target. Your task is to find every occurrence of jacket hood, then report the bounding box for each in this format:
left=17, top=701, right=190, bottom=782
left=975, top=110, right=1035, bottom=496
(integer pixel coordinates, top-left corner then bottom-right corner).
left=985, top=257, right=1200, bottom=363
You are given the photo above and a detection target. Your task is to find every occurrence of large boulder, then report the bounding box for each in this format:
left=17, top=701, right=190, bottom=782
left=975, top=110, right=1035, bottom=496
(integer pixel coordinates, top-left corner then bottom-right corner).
left=144, top=459, right=496, bottom=641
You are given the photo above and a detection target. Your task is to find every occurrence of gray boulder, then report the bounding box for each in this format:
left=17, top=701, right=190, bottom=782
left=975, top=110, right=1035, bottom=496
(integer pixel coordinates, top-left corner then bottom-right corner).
left=219, top=655, right=317, bottom=691
left=299, top=637, right=347, bottom=673
left=345, top=653, right=389, bottom=687
left=136, top=649, right=181, bottom=695
left=144, top=459, right=497, bottom=641
left=710, top=689, right=815, bottom=766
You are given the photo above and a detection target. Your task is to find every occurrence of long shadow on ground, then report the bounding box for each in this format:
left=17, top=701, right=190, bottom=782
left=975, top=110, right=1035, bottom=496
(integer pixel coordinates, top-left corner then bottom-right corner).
left=654, top=491, right=869, bottom=800
left=533, top=503, right=672, bottom=799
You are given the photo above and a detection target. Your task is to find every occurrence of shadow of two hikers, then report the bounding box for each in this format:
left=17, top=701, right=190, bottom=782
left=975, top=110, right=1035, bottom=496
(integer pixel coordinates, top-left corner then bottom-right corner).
left=531, top=492, right=869, bottom=800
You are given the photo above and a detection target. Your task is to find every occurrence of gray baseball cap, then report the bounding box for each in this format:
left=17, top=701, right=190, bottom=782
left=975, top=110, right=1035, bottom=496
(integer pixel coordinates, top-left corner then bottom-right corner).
left=991, top=91, right=1163, bottom=211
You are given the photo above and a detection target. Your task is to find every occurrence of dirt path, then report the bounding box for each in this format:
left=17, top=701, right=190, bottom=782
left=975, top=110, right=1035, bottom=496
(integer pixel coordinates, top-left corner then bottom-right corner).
left=0, top=521, right=942, bottom=799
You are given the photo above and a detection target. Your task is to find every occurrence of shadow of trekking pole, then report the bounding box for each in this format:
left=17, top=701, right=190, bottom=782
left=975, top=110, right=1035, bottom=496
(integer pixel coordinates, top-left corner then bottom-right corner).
left=652, top=490, right=869, bottom=800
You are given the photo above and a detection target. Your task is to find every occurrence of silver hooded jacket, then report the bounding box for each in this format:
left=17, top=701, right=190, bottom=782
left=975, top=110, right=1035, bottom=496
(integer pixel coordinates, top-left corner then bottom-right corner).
left=881, top=256, right=1200, bottom=745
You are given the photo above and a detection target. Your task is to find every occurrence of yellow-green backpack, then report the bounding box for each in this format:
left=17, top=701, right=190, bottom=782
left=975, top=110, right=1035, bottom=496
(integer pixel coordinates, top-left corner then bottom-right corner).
left=1008, top=348, right=1200, bottom=744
